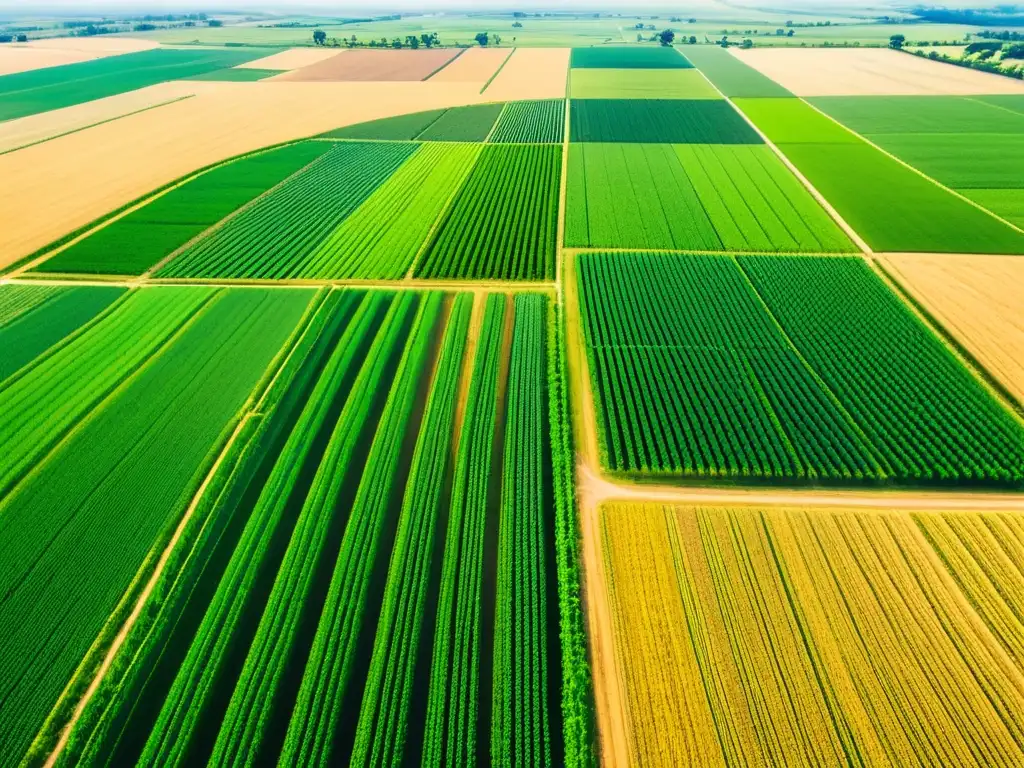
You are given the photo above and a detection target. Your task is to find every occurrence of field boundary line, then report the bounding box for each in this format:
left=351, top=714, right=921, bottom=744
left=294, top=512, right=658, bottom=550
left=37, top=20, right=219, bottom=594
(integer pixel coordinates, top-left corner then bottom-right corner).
left=423, top=47, right=466, bottom=81
left=964, top=95, right=1024, bottom=119
left=483, top=102, right=507, bottom=143
left=800, top=97, right=1024, bottom=236
left=8, top=140, right=308, bottom=279
left=480, top=47, right=516, bottom=94
left=692, top=66, right=873, bottom=254
left=142, top=143, right=337, bottom=278
left=42, top=411, right=255, bottom=768
left=3, top=275, right=558, bottom=292
left=581, top=462, right=1024, bottom=512
left=0, top=94, right=195, bottom=158
left=564, top=246, right=854, bottom=257
left=872, top=256, right=1024, bottom=421
left=403, top=144, right=484, bottom=280
left=555, top=97, right=571, bottom=293
left=562, top=251, right=631, bottom=768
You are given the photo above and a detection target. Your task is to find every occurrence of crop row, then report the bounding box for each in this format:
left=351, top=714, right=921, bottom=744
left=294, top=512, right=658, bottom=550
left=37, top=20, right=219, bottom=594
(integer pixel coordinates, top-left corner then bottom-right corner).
left=37, top=142, right=331, bottom=276
left=565, top=143, right=852, bottom=252
left=489, top=100, right=566, bottom=144
left=418, top=103, right=506, bottom=141
left=0, top=287, right=313, bottom=766
left=577, top=252, right=1024, bottom=485
left=416, top=144, right=562, bottom=281
left=0, top=284, right=62, bottom=325
left=158, top=142, right=417, bottom=279
left=602, top=504, right=1024, bottom=765
left=56, top=290, right=584, bottom=768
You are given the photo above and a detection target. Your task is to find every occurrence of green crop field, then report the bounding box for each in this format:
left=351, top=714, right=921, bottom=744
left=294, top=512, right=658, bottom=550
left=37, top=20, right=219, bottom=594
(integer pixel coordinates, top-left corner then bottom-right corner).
left=0, top=47, right=276, bottom=121
left=50, top=289, right=588, bottom=768
left=0, top=287, right=312, bottom=764
left=158, top=142, right=418, bottom=279
left=304, top=142, right=482, bottom=279
left=570, top=99, right=761, bottom=143
left=37, top=142, right=332, bottom=275
left=566, top=143, right=852, bottom=252
left=578, top=252, right=1024, bottom=485
left=0, top=286, right=124, bottom=382
left=417, top=103, right=505, bottom=141
left=569, top=69, right=720, bottom=99
left=808, top=96, right=1024, bottom=228
left=489, top=99, right=566, bottom=143
left=570, top=46, right=691, bottom=69
left=416, top=144, right=562, bottom=280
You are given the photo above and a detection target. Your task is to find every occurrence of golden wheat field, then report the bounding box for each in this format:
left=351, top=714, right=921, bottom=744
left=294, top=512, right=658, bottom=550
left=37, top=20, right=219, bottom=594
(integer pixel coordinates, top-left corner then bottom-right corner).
left=601, top=503, right=1024, bottom=767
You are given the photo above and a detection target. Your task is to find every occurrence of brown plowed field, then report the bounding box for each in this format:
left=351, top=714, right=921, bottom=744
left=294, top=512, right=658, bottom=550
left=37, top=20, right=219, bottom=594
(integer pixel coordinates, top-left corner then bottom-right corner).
left=273, top=48, right=461, bottom=82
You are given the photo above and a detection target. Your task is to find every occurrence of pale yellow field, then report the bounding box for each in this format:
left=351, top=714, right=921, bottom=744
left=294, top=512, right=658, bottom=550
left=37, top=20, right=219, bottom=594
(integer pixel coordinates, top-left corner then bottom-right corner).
left=234, top=47, right=342, bottom=71
left=428, top=47, right=510, bottom=84
left=0, top=37, right=157, bottom=75
left=732, top=47, right=1024, bottom=95
left=602, top=503, right=1024, bottom=767
left=881, top=253, right=1024, bottom=406
left=0, top=81, right=207, bottom=154
left=0, top=80, right=484, bottom=270
left=482, top=47, right=569, bottom=100
left=914, top=511, right=1024, bottom=672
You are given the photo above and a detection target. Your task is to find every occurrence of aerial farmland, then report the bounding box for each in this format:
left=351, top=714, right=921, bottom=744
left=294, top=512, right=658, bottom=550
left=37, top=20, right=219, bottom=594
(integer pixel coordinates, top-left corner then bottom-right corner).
left=0, top=3, right=1022, bottom=767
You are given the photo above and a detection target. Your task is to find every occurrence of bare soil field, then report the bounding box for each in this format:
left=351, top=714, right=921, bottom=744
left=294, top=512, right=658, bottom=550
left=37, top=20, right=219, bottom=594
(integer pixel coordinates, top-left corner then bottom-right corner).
left=0, top=38, right=157, bottom=76
left=732, top=48, right=1024, bottom=95
left=0, top=80, right=484, bottom=270
left=881, top=253, right=1024, bottom=406
left=482, top=47, right=569, bottom=100
left=234, top=47, right=341, bottom=71
left=273, top=48, right=460, bottom=82
left=427, top=47, right=510, bottom=83
left=0, top=81, right=206, bottom=154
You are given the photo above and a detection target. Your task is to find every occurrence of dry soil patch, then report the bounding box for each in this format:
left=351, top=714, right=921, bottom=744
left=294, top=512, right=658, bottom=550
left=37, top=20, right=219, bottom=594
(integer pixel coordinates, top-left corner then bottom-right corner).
left=482, top=47, right=569, bottom=100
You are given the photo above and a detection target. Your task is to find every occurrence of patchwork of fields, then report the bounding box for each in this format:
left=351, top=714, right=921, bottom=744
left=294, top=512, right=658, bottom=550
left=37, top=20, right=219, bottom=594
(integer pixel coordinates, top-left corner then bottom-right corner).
left=1, top=37, right=1023, bottom=768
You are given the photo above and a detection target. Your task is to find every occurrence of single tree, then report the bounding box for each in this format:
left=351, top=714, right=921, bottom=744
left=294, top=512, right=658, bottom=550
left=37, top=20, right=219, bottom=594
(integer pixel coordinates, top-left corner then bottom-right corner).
left=312, top=28, right=326, bottom=45
left=406, top=35, right=420, bottom=48
left=889, top=33, right=905, bottom=49
left=659, top=29, right=675, bottom=46
left=420, top=32, right=433, bottom=48
left=689, top=35, right=697, bottom=44
left=475, top=31, right=489, bottom=46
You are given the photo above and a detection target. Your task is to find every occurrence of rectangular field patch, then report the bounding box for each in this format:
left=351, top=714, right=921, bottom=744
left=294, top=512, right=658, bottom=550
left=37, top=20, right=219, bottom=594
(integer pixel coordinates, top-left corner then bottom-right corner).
left=275, top=48, right=460, bottom=82
left=565, top=143, right=852, bottom=252
left=415, top=144, right=561, bottom=280
left=570, top=99, right=761, bottom=143
left=570, top=46, right=691, bottom=69
left=569, top=68, right=719, bottom=99
left=776, top=141, right=1024, bottom=253
left=488, top=99, right=565, bottom=143
left=577, top=252, right=1024, bottom=485
left=601, top=504, right=1024, bottom=766
left=416, top=102, right=505, bottom=141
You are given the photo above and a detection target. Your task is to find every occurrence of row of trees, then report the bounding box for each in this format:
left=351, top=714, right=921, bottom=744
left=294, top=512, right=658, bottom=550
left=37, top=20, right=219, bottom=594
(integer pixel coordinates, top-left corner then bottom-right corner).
left=312, top=30, right=441, bottom=48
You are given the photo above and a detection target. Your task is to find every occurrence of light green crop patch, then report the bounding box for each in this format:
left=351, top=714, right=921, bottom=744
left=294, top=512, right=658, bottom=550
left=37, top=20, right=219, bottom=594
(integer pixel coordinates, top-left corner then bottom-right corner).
left=734, top=98, right=860, bottom=144
left=569, top=68, right=720, bottom=99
